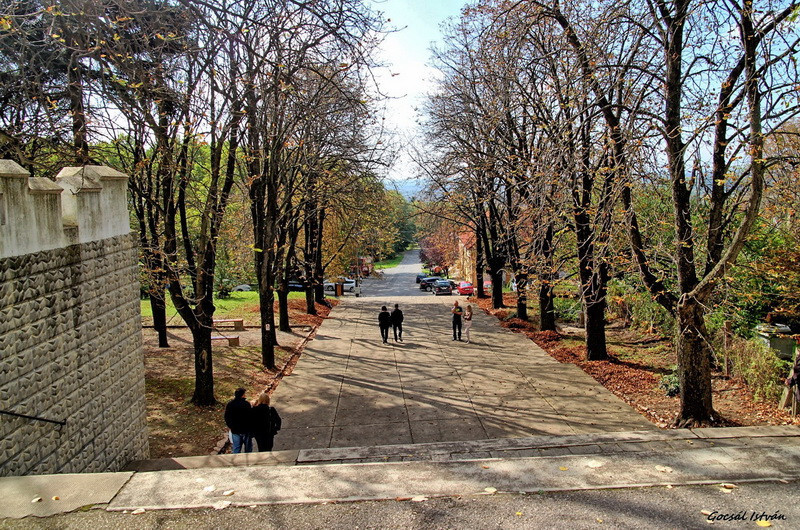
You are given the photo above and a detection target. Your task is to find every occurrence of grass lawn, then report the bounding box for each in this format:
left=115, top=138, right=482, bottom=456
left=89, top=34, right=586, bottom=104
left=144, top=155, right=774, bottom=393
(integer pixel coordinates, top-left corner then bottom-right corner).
left=141, top=290, right=309, bottom=321
left=374, top=254, right=405, bottom=269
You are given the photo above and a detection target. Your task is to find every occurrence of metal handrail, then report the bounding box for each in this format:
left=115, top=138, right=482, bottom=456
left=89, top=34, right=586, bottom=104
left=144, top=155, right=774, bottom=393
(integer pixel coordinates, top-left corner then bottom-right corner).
left=0, top=409, right=66, bottom=426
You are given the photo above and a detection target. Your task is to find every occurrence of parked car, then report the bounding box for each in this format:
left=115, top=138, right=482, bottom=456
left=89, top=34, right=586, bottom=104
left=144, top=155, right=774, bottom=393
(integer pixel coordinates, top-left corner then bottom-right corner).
left=432, top=279, right=453, bottom=295
left=456, top=281, right=474, bottom=295
left=324, top=277, right=356, bottom=292
left=232, top=284, right=252, bottom=292
left=448, top=280, right=458, bottom=290
left=416, top=273, right=427, bottom=284
left=420, top=277, right=440, bottom=291
left=483, top=280, right=493, bottom=291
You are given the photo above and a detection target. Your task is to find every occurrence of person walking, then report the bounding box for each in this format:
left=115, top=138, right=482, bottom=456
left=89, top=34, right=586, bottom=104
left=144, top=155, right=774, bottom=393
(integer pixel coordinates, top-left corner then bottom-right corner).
left=451, top=300, right=463, bottom=341
left=224, top=387, right=252, bottom=453
left=250, top=392, right=282, bottom=452
left=463, top=304, right=473, bottom=343
left=378, top=305, right=392, bottom=343
left=391, top=303, right=404, bottom=342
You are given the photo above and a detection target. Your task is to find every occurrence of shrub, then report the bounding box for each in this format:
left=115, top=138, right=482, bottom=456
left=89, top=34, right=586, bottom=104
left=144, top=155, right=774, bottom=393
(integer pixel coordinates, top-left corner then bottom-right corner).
left=724, top=336, right=792, bottom=402
left=554, top=297, right=580, bottom=322
left=607, top=279, right=675, bottom=336
left=659, top=370, right=680, bottom=397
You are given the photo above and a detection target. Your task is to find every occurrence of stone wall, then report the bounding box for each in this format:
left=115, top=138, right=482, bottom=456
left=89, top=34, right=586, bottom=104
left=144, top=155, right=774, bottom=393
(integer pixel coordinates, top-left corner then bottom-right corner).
left=0, top=160, right=148, bottom=476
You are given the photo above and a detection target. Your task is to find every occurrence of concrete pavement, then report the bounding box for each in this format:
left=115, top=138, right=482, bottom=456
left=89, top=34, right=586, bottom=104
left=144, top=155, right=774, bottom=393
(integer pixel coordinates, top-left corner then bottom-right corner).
left=4, top=249, right=800, bottom=524
left=3, top=426, right=800, bottom=520
left=272, top=250, right=653, bottom=451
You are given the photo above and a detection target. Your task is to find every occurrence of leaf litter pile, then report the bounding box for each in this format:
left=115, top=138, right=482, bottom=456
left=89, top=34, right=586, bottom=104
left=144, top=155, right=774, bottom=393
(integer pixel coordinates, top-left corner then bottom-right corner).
left=475, top=294, right=798, bottom=428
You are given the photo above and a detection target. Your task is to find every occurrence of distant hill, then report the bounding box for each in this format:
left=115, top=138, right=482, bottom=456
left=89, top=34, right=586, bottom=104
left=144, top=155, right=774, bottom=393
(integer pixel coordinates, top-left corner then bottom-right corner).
left=386, top=178, right=423, bottom=200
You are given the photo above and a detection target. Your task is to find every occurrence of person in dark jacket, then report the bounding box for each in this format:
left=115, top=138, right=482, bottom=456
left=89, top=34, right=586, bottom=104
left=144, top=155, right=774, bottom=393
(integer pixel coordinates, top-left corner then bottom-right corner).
left=390, top=304, right=404, bottom=342
left=250, top=392, right=282, bottom=452
left=378, top=306, right=392, bottom=343
left=451, top=300, right=463, bottom=341
left=224, top=387, right=252, bottom=453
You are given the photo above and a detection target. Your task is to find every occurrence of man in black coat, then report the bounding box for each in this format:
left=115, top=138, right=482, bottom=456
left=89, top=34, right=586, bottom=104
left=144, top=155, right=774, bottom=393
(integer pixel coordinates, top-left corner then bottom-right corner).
left=391, top=303, right=404, bottom=342
left=224, top=387, right=252, bottom=453
left=378, top=306, right=392, bottom=343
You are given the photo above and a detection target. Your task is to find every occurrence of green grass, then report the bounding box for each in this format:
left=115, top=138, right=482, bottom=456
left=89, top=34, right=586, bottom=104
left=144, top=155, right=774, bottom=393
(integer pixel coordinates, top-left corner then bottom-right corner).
left=374, top=254, right=405, bottom=269
left=140, top=290, right=306, bottom=320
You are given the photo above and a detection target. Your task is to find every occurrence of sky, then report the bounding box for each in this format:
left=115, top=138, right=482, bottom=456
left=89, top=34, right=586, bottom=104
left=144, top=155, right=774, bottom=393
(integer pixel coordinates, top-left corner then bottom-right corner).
left=369, top=0, right=469, bottom=196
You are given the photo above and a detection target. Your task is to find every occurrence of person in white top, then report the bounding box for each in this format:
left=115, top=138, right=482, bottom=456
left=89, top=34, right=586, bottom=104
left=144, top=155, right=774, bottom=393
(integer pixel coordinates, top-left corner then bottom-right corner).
left=463, top=304, right=473, bottom=344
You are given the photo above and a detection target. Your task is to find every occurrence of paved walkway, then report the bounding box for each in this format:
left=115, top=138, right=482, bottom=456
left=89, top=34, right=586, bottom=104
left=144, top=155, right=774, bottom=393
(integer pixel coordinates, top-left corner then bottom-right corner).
left=272, top=251, right=653, bottom=451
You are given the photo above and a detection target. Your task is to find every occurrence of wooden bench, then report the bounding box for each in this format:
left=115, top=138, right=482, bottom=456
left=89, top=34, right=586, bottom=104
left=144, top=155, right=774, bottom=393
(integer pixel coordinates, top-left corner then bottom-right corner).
left=211, top=335, right=240, bottom=347
left=213, top=318, right=245, bottom=331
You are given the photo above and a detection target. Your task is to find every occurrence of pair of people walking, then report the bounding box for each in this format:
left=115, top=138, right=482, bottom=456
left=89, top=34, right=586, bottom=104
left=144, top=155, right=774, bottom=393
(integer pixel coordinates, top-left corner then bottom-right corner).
left=378, top=304, right=404, bottom=343
left=451, top=300, right=473, bottom=343
left=224, top=388, right=282, bottom=453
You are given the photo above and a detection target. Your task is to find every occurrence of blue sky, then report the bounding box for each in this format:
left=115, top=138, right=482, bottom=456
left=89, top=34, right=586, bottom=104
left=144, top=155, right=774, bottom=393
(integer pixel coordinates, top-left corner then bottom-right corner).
left=370, top=0, right=469, bottom=192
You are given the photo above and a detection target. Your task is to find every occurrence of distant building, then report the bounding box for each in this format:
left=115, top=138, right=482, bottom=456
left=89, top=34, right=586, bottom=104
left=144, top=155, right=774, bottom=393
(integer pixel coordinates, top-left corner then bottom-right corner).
left=455, top=231, right=476, bottom=284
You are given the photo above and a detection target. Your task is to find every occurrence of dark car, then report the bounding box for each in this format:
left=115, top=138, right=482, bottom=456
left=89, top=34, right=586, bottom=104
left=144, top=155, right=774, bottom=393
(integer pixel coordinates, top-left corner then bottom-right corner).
left=416, top=273, right=427, bottom=284
left=448, top=280, right=458, bottom=290
left=287, top=281, right=305, bottom=291
left=420, top=276, right=440, bottom=291
left=432, top=279, right=453, bottom=295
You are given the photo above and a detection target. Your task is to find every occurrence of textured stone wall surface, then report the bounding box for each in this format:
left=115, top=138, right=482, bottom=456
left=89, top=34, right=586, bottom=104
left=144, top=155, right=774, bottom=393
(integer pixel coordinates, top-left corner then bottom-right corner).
left=0, top=160, right=148, bottom=476
left=0, top=235, right=149, bottom=476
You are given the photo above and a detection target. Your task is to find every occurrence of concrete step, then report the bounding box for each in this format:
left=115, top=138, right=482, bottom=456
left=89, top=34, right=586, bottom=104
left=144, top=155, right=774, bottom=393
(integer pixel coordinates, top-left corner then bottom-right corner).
left=5, top=425, right=800, bottom=519
left=125, top=425, right=800, bottom=471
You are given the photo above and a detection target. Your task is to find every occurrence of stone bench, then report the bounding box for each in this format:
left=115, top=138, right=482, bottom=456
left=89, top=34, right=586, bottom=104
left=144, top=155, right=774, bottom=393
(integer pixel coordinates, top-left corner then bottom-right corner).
left=211, top=335, right=240, bottom=347
left=213, top=318, right=245, bottom=331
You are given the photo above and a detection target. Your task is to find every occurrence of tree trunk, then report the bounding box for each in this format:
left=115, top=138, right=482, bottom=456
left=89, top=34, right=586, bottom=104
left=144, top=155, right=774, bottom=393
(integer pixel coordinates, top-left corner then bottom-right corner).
left=515, top=274, right=528, bottom=321
left=539, top=281, right=556, bottom=331
left=674, top=296, right=714, bottom=426
left=67, top=56, right=89, bottom=165
left=305, top=287, right=316, bottom=315
left=491, top=269, right=504, bottom=309
left=584, top=298, right=608, bottom=361
left=150, top=291, right=169, bottom=348
left=475, top=223, right=487, bottom=299
left=258, top=283, right=276, bottom=370
left=538, top=222, right=556, bottom=331
left=278, top=287, right=290, bottom=332
left=190, top=325, right=215, bottom=406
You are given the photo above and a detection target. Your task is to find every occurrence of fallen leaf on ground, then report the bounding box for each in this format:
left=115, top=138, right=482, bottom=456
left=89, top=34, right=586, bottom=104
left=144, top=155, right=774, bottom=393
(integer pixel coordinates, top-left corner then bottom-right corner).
left=51, top=496, right=60, bottom=501
left=212, top=501, right=231, bottom=510
left=484, top=487, right=497, bottom=494
left=515, top=512, right=523, bottom=516
left=395, top=497, right=411, bottom=501
left=586, top=460, right=603, bottom=468
left=756, top=521, right=772, bottom=527
left=223, top=490, right=235, bottom=496
left=203, top=485, right=216, bottom=492
left=131, top=508, right=145, bottom=515
left=655, top=465, right=673, bottom=473
left=719, top=483, right=737, bottom=489
left=701, top=510, right=713, bottom=516
left=596, top=518, right=603, bottom=523
left=31, top=497, right=41, bottom=503
left=481, top=465, right=490, bottom=469
left=719, top=488, right=733, bottom=494
left=410, top=496, right=428, bottom=502
left=559, top=466, right=569, bottom=471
